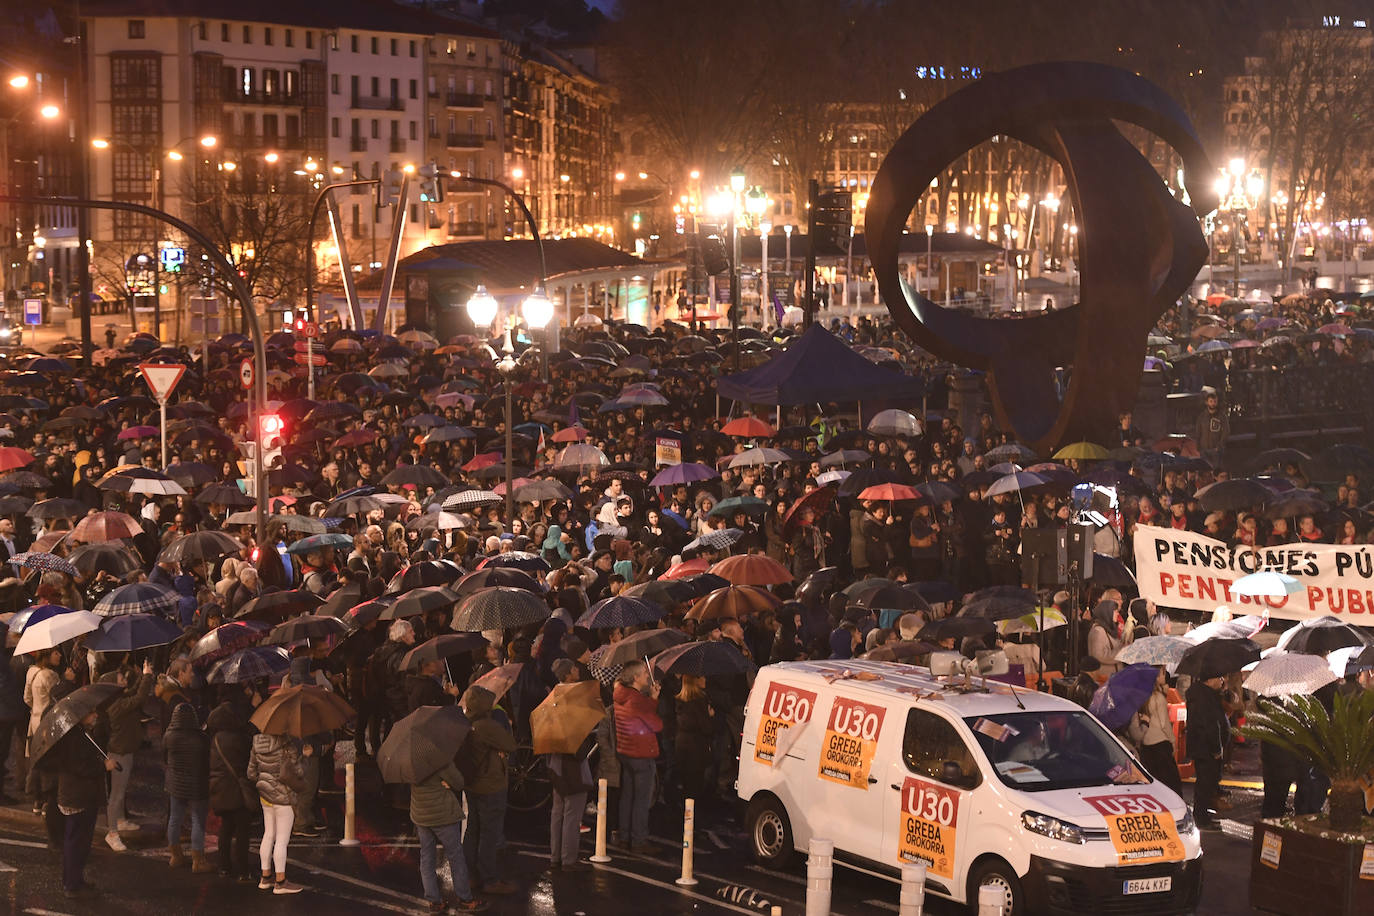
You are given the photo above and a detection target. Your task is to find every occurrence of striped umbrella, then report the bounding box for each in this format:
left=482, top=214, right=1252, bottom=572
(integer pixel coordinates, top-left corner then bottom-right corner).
left=451, top=587, right=551, bottom=631
left=93, top=582, right=181, bottom=618
left=208, top=646, right=291, bottom=685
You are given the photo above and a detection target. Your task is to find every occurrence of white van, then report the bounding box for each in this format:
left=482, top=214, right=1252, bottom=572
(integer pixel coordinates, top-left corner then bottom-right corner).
left=737, top=658, right=1203, bottom=915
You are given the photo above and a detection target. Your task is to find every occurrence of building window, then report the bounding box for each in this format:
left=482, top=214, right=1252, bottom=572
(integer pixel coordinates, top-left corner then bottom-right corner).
left=371, top=119, right=379, bottom=139
left=409, top=79, right=417, bottom=99
left=446, top=40, right=456, bottom=57
left=371, top=76, right=379, bottom=96
left=285, top=28, right=293, bottom=48
left=409, top=121, right=417, bottom=140
left=466, top=41, right=475, bottom=58
left=427, top=75, right=436, bottom=96
left=484, top=78, right=493, bottom=98
left=409, top=40, right=417, bottom=57
left=485, top=118, right=494, bottom=139
left=331, top=73, right=339, bottom=94
left=284, top=70, right=297, bottom=98
left=390, top=78, right=399, bottom=101
left=243, top=25, right=251, bottom=43
left=263, top=69, right=279, bottom=98
left=428, top=116, right=436, bottom=137
left=390, top=38, right=398, bottom=56
left=197, top=21, right=206, bottom=40
left=331, top=117, right=340, bottom=138
left=350, top=35, right=358, bottom=53
left=306, top=30, right=314, bottom=50
left=351, top=118, right=359, bottom=138
left=410, top=203, right=419, bottom=223
left=264, top=27, right=273, bottom=46
left=371, top=36, right=378, bottom=54
left=128, top=19, right=145, bottom=38
left=221, top=23, right=230, bottom=41
left=241, top=68, right=254, bottom=98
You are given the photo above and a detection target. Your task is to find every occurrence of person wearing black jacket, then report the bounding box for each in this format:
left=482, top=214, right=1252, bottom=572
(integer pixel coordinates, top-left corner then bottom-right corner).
left=56, top=709, right=117, bottom=898
left=163, top=703, right=212, bottom=872
left=0, top=637, right=25, bottom=804
left=405, top=659, right=460, bottom=713
left=1185, top=674, right=1228, bottom=829
left=206, top=691, right=256, bottom=883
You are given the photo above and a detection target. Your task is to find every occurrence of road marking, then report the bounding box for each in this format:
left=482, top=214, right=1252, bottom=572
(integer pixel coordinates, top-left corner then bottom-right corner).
left=748, top=863, right=807, bottom=887
left=25, top=909, right=75, bottom=916
left=862, top=900, right=900, bottom=912
left=0, top=862, right=16, bottom=873
left=287, top=857, right=427, bottom=906
left=526, top=853, right=765, bottom=916
left=0, top=837, right=47, bottom=849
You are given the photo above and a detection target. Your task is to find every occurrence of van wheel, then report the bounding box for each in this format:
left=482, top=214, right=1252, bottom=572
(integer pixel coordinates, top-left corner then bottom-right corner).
left=968, top=859, right=1023, bottom=916
left=746, top=796, right=794, bottom=867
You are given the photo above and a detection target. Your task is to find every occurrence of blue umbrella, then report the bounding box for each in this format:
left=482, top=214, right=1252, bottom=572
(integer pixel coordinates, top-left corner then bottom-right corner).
left=1089, top=663, right=1159, bottom=731
left=286, top=533, right=354, bottom=554
left=85, top=613, right=184, bottom=652
left=9, top=603, right=77, bottom=634
left=576, top=596, right=667, bottom=629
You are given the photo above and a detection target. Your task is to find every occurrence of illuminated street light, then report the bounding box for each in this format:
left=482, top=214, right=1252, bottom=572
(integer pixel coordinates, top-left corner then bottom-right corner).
left=39, top=104, right=59, bottom=119
left=91, top=138, right=110, bottom=149
left=8, top=75, right=29, bottom=89
left=465, top=284, right=498, bottom=330
left=264, top=151, right=279, bottom=164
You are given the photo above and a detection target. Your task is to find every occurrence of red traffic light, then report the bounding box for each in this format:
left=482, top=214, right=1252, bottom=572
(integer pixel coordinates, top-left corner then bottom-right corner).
left=259, top=414, right=284, bottom=436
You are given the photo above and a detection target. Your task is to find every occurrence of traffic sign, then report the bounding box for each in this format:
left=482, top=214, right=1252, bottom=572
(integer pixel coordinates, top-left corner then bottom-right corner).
left=294, top=353, right=327, bottom=367
left=294, top=341, right=310, bottom=353
left=302, top=321, right=319, bottom=339
left=22, top=298, right=42, bottom=325
left=240, top=357, right=254, bottom=389
left=138, top=363, right=186, bottom=402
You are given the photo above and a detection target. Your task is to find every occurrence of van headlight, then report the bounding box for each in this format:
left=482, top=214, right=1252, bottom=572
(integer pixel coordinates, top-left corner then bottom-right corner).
left=1177, top=811, right=1198, bottom=836
left=1021, top=811, right=1086, bottom=845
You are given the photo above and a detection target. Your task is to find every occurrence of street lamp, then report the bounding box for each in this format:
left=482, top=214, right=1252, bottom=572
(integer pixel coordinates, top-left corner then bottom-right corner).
left=1214, top=158, right=1264, bottom=296
left=521, top=287, right=553, bottom=380
left=465, top=283, right=498, bottom=331
left=759, top=218, right=772, bottom=326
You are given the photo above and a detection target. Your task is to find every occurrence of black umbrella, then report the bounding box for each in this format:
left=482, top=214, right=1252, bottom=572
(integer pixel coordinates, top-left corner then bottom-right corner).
left=451, top=586, right=551, bottom=631
left=158, top=529, right=243, bottom=565
left=1283, top=620, right=1373, bottom=656
left=384, top=586, right=459, bottom=620
left=318, top=582, right=365, bottom=618
left=598, top=628, right=691, bottom=668
left=27, top=683, right=123, bottom=766
left=676, top=572, right=731, bottom=598
left=918, top=616, right=997, bottom=642
left=1175, top=637, right=1261, bottom=679
left=620, top=578, right=697, bottom=607
left=165, top=462, right=218, bottom=487
left=382, top=464, right=451, bottom=489
left=400, top=633, right=489, bottom=671
left=512, top=479, right=574, bottom=502
left=1089, top=554, right=1136, bottom=588
left=849, top=584, right=929, bottom=613
left=207, top=646, right=291, bottom=685
left=478, top=551, right=551, bottom=574
left=1262, top=489, right=1329, bottom=520
left=342, top=598, right=394, bottom=631
left=263, top=613, right=348, bottom=646
left=1195, top=478, right=1272, bottom=512
left=195, top=483, right=256, bottom=507
left=387, top=560, right=466, bottom=594
left=234, top=589, right=325, bottom=621
left=915, top=481, right=960, bottom=505
left=651, top=640, right=756, bottom=677
left=189, top=620, right=270, bottom=667
left=576, top=595, right=667, bottom=629
left=84, top=613, right=183, bottom=652
left=452, top=566, right=543, bottom=598
left=325, top=494, right=388, bottom=516
left=67, top=542, right=142, bottom=578
left=26, top=497, right=87, bottom=520
left=377, top=705, right=472, bottom=784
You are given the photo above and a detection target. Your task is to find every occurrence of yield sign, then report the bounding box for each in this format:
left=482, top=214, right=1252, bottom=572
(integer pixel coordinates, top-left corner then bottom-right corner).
left=139, top=363, right=186, bottom=402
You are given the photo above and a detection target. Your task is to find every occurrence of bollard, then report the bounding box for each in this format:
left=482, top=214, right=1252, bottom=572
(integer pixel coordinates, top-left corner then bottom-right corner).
left=899, top=861, right=927, bottom=916
left=977, top=884, right=1006, bottom=916
left=805, top=837, right=834, bottom=916
left=338, top=762, right=360, bottom=847
left=674, top=798, right=698, bottom=886
left=771, top=908, right=782, bottom=916
left=589, top=778, right=611, bottom=863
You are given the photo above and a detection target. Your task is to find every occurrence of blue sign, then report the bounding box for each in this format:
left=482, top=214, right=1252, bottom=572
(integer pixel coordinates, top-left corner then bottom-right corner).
left=22, top=298, right=42, bottom=325
left=160, top=246, right=186, bottom=272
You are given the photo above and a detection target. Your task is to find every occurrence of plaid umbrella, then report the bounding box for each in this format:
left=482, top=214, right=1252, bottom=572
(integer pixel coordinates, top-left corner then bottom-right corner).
left=26, top=497, right=88, bottom=520
left=387, top=560, right=465, bottom=594
left=9, top=552, right=79, bottom=577
left=452, top=567, right=542, bottom=598
left=67, top=542, right=142, bottom=578
left=478, top=552, right=551, bottom=573
left=652, top=640, right=756, bottom=678
left=158, top=530, right=242, bottom=565
left=442, top=490, right=502, bottom=512
left=93, top=582, right=180, bottom=618
left=84, top=613, right=184, bottom=652
left=263, top=613, right=348, bottom=646
left=9, top=603, right=77, bottom=634
left=73, top=511, right=143, bottom=542
left=576, top=595, right=667, bottom=629
left=207, top=646, right=291, bottom=685
left=451, top=586, right=550, bottom=631
left=383, top=586, right=459, bottom=620
left=189, top=620, right=270, bottom=667
left=685, top=528, right=743, bottom=553
left=14, top=610, right=102, bottom=654
left=250, top=685, right=354, bottom=737
left=234, top=589, right=325, bottom=622
left=400, top=633, right=489, bottom=670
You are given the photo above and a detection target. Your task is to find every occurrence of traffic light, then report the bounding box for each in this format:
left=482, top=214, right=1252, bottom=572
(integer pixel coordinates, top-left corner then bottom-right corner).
left=812, top=190, right=853, bottom=256
left=294, top=317, right=306, bottom=334
left=418, top=162, right=444, bottom=203
left=381, top=169, right=406, bottom=207
left=258, top=413, right=285, bottom=470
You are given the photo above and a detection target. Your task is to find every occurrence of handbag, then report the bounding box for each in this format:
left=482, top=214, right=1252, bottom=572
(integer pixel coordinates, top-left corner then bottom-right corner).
left=213, top=733, right=259, bottom=809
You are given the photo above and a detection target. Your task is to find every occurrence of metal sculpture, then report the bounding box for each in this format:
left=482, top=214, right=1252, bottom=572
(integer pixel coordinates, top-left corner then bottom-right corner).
left=866, top=62, right=1215, bottom=452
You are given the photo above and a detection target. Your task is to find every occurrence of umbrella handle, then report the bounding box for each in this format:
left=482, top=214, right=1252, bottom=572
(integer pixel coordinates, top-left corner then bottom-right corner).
left=85, top=732, right=122, bottom=771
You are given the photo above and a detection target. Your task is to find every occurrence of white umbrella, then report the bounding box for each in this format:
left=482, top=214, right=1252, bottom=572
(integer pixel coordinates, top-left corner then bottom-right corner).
left=985, top=471, right=1047, bottom=499
left=866, top=409, right=922, bottom=438
left=727, top=447, right=791, bottom=468
left=1183, top=614, right=1266, bottom=643
left=1243, top=652, right=1337, bottom=697
left=816, top=469, right=851, bottom=487
left=14, top=610, right=102, bottom=655
left=1325, top=645, right=1367, bottom=678
left=1233, top=570, right=1303, bottom=597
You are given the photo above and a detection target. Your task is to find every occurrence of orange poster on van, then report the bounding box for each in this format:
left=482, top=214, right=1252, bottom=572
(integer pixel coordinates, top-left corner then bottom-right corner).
left=897, top=776, right=961, bottom=879
left=817, top=695, right=886, bottom=788
left=754, top=682, right=817, bottom=764
left=1083, top=793, right=1186, bottom=864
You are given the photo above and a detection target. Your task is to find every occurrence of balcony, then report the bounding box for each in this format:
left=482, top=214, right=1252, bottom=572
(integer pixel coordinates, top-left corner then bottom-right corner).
left=446, top=91, right=484, bottom=109
left=349, top=136, right=367, bottom=152
left=352, top=94, right=404, bottom=112
left=447, top=220, right=484, bottom=237
left=445, top=132, right=484, bottom=149
left=389, top=137, right=407, bottom=153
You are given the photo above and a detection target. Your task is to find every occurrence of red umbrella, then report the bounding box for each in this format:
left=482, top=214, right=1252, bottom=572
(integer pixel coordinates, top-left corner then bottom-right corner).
left=662, top=557, right=712, bottom=580
left=0, top=447, right=35, bottom=472
left=710, top=554, right=793, bottom=586
left=463, top=451, right=503, bottom=471
left=116, top=426, right=159, bottom=441
left=551, top=425, right=588, bottom=443
left=73, top=511, right=143, bottom=542
left=333, top=428, right=377, bottom=448
left=782, top=487, right=836, bottom=536
left=721, top=416, right=776, bottom=438
left=492, top=477, right=534, bottom=495
left=858, top=483, right=920, bottom=502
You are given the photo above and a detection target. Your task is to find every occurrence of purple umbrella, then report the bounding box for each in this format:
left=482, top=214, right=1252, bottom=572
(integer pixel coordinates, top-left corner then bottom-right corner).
left=650, top=462, right=719, bottom=487
left=1089, top=663, right=1159, bottom=731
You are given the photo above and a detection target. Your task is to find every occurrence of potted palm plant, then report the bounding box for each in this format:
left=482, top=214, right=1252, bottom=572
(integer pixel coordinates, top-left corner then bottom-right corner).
left=1239, top=689, right=1374, bottom=916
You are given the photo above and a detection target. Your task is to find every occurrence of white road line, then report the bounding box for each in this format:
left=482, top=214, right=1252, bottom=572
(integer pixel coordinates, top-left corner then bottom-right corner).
left=0, top=837, right=49, bottom=849
left=748, top=863, right=807, bottom=887
left=287, top=857, right=428, bottom=906
left=25, top=909, right=75, bottom=916
left=518, top=853, right=765, bottom=916
left=0, top=862, right=16, bottom=873
left=862, top=899, right=900, bottom=912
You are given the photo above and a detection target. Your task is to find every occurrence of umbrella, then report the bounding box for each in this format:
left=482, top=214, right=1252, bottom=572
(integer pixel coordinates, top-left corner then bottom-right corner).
left=471, top=663, right=524, bottom=704
left=915, top=481, right=960, bottom=505
left=531, top=680, right=605, bottom=756
left=550, top=425, right=588, bottom=443
left=1089, top=664, right=1159, bottom=731
left=819, top=449, right=870, bottom=468
left=959, top=587, right=1037, bottom=621
left=9, top=603, right=77, bottom=634
left=842, top=578, right=897, bottom=599
left=478, top=552, right=551, bottom=574
left=727, top=447, right=791, bottom=468
left=858, top=483, right=920, bottom=502
left=512, top=479, right=574, bottom=502
left=452, top=587, right=550, bottom=631
left=8, top=552, right=79, bottom=577
left=67, top=542, right=141, bottom=578
left=710, top=554, right=792, bottom=586
left=264, top=614, right=348, bottom=646
left=837, top=468, right=904, bottom=499
left=190, top=620, right=270, bottom=667
left=342, top=599, right=394, bottom=630
left=14, top=610, right=102, bottom=654
left=684, top=528, right=744, bottom=553
left=849, top=584, right=929, bottom=613
left=815, top=469, right=850, bottom=487
left=1089, top=554, right=1136, bottom=588
left=1053, top=441, right=1110, bottom=461
left=909, top=581, right=960, bottom=604
left=650, top=462, right=718, bottom=487
left=26, top=497, right=88, bottom=520
left=1183, top=615, right=1267, bottom=643
left=158, top=530, right=243, bottom=565
left=26, top=683, right=123, bottom=766
left=552, top=443, right=609, bottom=473
left=1262, top=489, right=1328, bottom=519
left=997, top=607, right=1069, bottom=635
left=866, top=409, right=922, bottom=438
left=621, top=578, right=696, bottom=608
left=401, top=633, right=490, bottom=671
left=286, top=533, right=354, bottom=555
left=73, top=511, right=143, bottom=542
left=92, top=582, right=180, bottom=618
left=781, top=487, right=837, bottom=536
left=686, top=585, right=781, bottom=622
left=1175, top=637, right=1261, bottom=679
left=195, top=484, right=256, bottom=507
left=206, top=648, right=292, bottom=683
left=721, top=417, right=775, bottom=438
left=0, top=447, right=36, bottom=472
left=986, top=443, right=1039, bottom=464
left=710, top=495, right=768, bottom=519
left=442, top=490, right=503, bottom=512
left=385, top=586, right=459, bottom=620
left=1244, top=653, right=1338, bottom=697
left=452, top=567, right=542, bottom=598
left=918, top=616, right=996, bottom=642
left=598, top=629, right=691, bottom=668
left=662, top=557, right=712, bottom=580
left=234, top=589, right=325, bottom=622
left=250, top=684, right=354, bottom=737
left=985, top=471, right=1048, bottom=499
left=1115, top=635, right=1192, bottom=671
left=323, top=493, right=387, bottom=516
left=85, top=613, right=183, bottom=653
left=576, top=596, right=667, bottom=629
left=1276, top=616, right=1374, bottom=655
left=652, top=640, right=755, bottom=678
left=377, top=705, right=472, bottom=784
left=1232, top=571, right=1303, bottom=598
left=165, top=462, right=218, bottom=487
left=1195, top=478, right=1271, bottom=512
left=388, top=560, right=466, bottom=594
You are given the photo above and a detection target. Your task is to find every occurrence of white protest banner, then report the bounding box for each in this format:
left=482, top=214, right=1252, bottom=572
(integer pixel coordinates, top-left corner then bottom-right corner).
left=1133, top=527, right=1374, bottom=622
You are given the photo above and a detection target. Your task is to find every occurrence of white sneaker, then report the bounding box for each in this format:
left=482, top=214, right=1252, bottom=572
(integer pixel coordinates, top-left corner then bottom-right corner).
left=272, top=880, right=304, bottom=895
left=116, top=819, right=139, bottom=832
left=104, top=832, right=127, bottom=852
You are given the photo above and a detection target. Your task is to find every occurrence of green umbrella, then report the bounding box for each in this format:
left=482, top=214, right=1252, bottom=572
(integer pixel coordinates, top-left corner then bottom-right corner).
left=709, top=495, right=768, bottom=518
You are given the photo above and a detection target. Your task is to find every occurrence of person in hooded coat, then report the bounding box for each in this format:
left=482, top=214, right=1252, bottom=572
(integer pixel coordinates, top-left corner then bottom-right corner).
left=457, top=685, right=517, bottom=895
left=207, top=689, right=256, bottom=883
left=163, top=703, right=212, bottom=873
left=1087, top=599, right=1124, bottom=674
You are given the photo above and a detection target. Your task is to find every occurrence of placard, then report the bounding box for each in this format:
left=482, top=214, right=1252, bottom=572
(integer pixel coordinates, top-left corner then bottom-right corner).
left=655, top=436, right=681, bottom=467
left=1083, top=793, right=1186, bottom=865
left=817, top=695, right=885, bottom=789
left=1260, top=831, right=1282, bottom=869
left=897, top=776, right=961, bottom=879
left=1360, top=843, right=1374, bottom=880
left=754, top=682, right=816, bottom=764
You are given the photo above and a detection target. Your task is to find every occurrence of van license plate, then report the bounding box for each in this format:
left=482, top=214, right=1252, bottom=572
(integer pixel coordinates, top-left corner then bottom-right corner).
left=1123, top=876, right=1171, bottom=895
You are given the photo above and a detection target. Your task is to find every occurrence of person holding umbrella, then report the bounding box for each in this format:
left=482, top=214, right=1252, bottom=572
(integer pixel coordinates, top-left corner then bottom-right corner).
left=538, top=660, right=598, bottom=873
left=1185, top=671, right=1229, bottom=830
left=1137, top=667, right=1182, bottom=794
left=457, top=685, right=517, bottom=896
left=246, top=726, right=310, bottom=893
left=100, top=659, right=153, bottom=852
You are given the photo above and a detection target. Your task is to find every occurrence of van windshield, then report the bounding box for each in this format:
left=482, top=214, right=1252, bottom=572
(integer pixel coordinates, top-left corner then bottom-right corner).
left=963, top=711, right=1149, bottom=792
